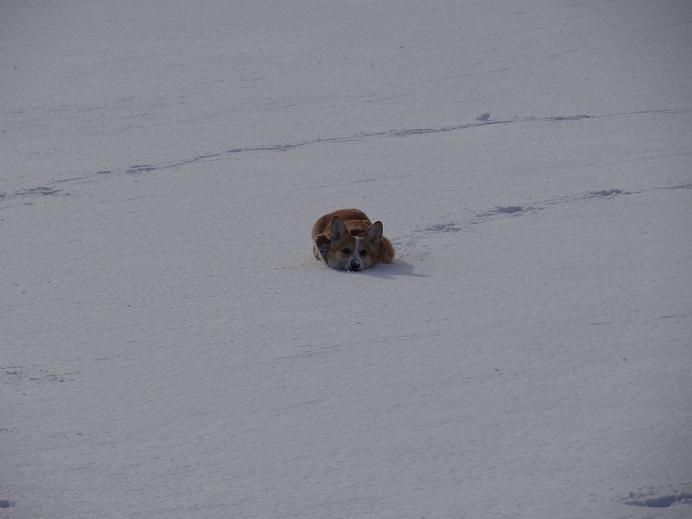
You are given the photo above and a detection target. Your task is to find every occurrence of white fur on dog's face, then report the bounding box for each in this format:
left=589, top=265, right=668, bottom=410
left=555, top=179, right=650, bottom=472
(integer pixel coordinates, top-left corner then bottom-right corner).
left=323, top=217, right=383, bottom=271
left=351, top=237, right=363, bottom=270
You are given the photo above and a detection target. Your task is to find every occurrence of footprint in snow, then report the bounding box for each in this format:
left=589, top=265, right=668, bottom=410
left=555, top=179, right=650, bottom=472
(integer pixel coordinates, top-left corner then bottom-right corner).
left=14, top=186, right=61, bottom=196
left=426, top=223, right=462, bottom=233
left=126, top=164, right=158, bottom=174
left=624, top=492, right=692, bottom=508
left=587, top=189, right=630, bottom=198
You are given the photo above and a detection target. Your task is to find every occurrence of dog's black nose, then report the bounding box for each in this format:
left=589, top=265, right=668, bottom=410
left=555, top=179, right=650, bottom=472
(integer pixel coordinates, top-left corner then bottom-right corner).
left=350, top=261, right=361, bottom=271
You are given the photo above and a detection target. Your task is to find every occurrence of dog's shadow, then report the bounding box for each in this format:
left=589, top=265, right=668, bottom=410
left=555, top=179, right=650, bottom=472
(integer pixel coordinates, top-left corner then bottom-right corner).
left=361, top=259, right=430, bottom=279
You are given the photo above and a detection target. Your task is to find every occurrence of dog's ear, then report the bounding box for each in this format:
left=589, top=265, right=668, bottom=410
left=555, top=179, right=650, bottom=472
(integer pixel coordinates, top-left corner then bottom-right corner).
left=365, top=221, right=383, bottom=247
left=314, top=234, right=331, bottom=261
left=330, top=216, right=348, bottom=241
left=314, top=234, right=330, bottom=248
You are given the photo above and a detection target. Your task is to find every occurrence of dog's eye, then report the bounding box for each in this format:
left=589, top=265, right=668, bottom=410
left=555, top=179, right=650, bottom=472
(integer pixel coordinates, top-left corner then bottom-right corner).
left=360, top=249, right=368, bottom=256
left=341, top=248, right=351, bottom=255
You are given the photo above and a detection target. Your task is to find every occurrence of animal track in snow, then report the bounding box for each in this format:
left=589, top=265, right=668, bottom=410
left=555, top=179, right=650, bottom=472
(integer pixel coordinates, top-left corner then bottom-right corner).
left=426, top=222, right=462, bottom=233
left=89, top=108, right=692, bottom=183
left=587, top=188, right=630, bottom=198
left=540, top=114, right=594, bottom=121
left=394, top=180, right=690, bottom=251
left=656, top=183, right=692, bottom=191
left=4, top=367, right=78, bottom=387
left=14, top=186, right=61, bottom=197
left=2, top=109, right=690, bottom=210
left=471, top=187, right=645, bottom=224
left=478, top=205, right=526, bottom=216
left=472, top=205, right=536, bottom=223
left=126, top=164, right=158, bottom=174
left=625, top=492, right=692, bottom=508
left=0, top=186, right=64, bottom=206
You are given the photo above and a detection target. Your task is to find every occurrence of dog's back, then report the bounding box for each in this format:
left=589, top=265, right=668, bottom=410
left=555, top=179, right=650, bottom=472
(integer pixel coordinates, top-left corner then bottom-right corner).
left=311, top=208, right=371, bottom=239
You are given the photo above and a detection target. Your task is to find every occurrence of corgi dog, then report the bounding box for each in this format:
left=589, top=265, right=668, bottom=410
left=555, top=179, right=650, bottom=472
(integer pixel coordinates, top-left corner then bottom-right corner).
left=312, top=209, right=395, bottom=271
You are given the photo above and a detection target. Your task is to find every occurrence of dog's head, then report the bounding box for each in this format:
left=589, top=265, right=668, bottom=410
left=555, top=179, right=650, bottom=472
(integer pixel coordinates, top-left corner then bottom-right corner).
left=316, top=216, right=383, bottom=272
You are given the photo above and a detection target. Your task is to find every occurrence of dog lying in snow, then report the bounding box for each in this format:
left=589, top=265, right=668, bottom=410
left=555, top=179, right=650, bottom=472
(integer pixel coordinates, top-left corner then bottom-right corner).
left=312, top=209, right=395, bottom=271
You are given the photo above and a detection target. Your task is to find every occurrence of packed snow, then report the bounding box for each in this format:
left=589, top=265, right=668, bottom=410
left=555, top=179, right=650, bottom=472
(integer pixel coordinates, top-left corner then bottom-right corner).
left=2, top=1, right=691, bottom=518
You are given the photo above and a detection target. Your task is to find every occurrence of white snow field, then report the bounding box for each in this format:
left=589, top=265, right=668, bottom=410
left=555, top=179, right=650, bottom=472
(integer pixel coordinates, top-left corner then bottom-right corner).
left=2, top=1, right=692, bottom=517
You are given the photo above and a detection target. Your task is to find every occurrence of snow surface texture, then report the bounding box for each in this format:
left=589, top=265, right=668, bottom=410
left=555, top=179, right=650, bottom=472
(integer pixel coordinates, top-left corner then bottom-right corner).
left=2, top=1, right=692, bottom=518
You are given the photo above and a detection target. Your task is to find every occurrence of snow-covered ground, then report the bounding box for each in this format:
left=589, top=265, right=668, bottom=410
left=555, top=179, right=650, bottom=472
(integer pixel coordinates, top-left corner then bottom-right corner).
left=2, top=1, right=691, bottom=518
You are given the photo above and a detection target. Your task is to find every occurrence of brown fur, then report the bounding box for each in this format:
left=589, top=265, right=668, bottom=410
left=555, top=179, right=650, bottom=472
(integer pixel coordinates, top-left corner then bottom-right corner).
left=312, top=209, right=395, bottom=270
